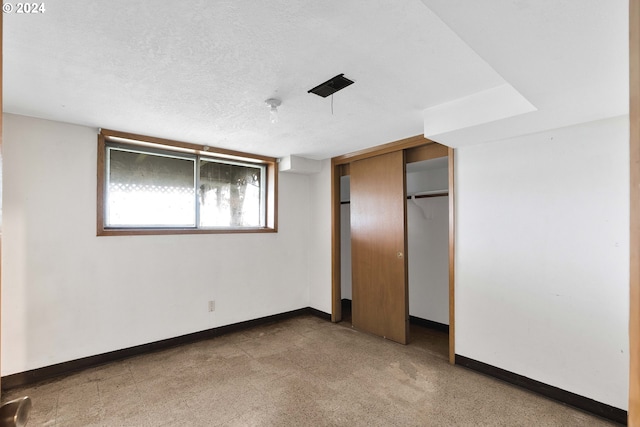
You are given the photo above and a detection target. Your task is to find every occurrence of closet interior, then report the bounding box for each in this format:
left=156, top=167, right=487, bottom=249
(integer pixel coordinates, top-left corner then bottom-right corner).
left=338, top=151, right=450, bottom=356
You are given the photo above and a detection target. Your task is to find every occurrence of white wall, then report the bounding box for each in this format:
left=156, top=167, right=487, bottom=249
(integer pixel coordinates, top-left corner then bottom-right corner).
left=1, top=114, right=312, bottom=375
left=455, top=115, right=629, bottom=409
left=307, top=159, right=332, bottom=314
left=3, top=112, right=630, bottom=411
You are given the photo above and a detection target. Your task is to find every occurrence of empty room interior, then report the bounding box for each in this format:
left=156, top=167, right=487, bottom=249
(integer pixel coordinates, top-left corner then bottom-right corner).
left=1, top=1, right=638, bottom=426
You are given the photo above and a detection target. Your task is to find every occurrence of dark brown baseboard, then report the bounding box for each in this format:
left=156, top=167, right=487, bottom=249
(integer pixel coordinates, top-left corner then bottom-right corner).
left=307, top=306, right=331, bottom=321
left=455, top=354, right=627, bottom=426
left=341, top=299, right=449, bottom=333
left=409, top=315, right=449, bottom=333
left=2, top=307, right=330, bottom=390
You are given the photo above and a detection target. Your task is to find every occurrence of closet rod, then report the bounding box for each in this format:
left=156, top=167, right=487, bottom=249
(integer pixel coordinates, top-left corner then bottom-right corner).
left=408, top=192, right=449, bottom=199
left=340, top=192, right=449, bottom=205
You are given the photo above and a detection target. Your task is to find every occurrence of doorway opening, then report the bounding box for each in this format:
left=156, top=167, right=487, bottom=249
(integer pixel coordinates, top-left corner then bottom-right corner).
left=339, top=156, right=449, bottom=359
left=330, top=137, right=455, bottom=363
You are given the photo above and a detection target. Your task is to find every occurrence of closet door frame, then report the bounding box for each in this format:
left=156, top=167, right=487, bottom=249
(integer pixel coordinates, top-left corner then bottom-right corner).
left=629, top=0, right=639, bottom=422
left=331, top=135, right=456, bottom=363
left=1, top=7, right=4, bottom=394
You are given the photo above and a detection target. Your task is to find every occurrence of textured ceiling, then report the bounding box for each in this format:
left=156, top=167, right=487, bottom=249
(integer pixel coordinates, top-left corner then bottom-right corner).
left=3, top=1, right=628, bottom=159
left=420, top=0, right=628, bottom=146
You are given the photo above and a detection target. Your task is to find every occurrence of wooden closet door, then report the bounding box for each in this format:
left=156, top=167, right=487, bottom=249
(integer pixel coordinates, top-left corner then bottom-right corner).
left=351, top=150, right=408, bottom=344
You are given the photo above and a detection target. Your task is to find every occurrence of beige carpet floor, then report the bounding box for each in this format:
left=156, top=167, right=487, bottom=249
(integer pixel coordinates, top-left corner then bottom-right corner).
left=1, top=315, right=618, bottom=426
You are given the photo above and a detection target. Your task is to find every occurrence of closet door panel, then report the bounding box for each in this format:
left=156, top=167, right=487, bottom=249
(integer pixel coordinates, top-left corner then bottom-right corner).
left=351, top=150, right=408, bottom=344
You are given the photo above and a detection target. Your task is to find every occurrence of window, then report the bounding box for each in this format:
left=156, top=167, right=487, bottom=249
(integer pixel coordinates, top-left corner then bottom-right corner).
left=97, top=129, right=277, bottom=235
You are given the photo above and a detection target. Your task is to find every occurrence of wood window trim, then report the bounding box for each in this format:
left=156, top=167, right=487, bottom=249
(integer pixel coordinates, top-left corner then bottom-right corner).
left=97, top=129, right=278, bottom=236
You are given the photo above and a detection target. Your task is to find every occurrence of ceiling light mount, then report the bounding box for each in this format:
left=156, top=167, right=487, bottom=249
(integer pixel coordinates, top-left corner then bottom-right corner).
left=265, top=98, right=282, bottom=123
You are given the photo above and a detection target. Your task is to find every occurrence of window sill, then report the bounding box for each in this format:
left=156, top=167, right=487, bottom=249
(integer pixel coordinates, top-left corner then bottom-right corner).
left=97, top=227, right=277, bottom=236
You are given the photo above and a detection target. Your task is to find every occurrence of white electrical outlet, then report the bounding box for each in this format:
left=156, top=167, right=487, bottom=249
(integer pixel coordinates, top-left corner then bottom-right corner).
left=208, top=300, right=215, bottom=312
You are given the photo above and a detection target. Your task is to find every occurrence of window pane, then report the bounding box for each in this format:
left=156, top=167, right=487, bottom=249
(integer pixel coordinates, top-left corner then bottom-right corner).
left=107, top=148, right=195, bottom=227
left=199, top=159, right=264, bottom=227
